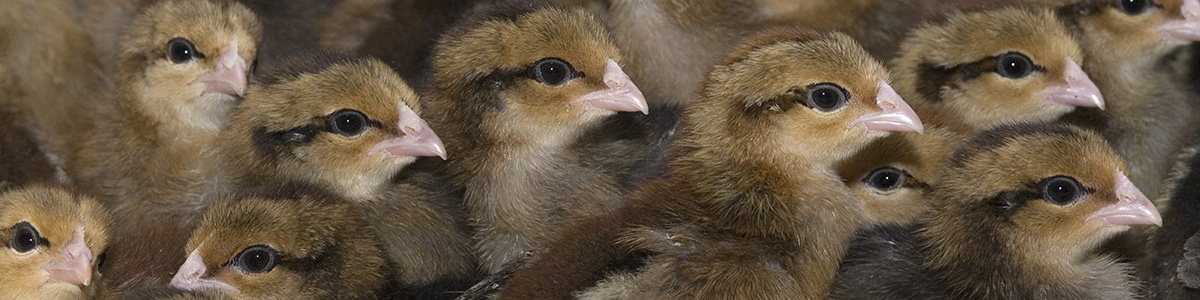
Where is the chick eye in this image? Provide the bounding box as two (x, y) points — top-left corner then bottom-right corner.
(995, 52), (1034, 79)
(1040, 176), (1083, 205)
(864, 167), (905, 192)
(805, 83), (848, 112)
(1116, 0), (1151, 15)
(533, 58), (575, 86)
(9, 222), (41, 253)
(326, 109), (369, 136)
(166, 38), (202, 64)
(234, 245), (279, 274)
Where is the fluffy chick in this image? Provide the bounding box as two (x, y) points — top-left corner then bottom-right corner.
(217, 52), (477, 292)
(169, 182), (389, 299)
(0, 185), (113, 300)
(499, 28), (923, 300)
(891, 7), (1104, 130)
(830, 123), (1160, 300)
(1045, 0), (1200, 201)
(219, 52), (444, 201)
(423, 1), (650, 273)
(70, 0), (262, 225)
(835, 108), (969, 225)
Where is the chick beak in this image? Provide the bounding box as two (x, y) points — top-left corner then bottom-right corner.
(1156, 0), (1200, 41)
(367, 104), (447, 160)
(1040, 59), (1104, 110)
(570, 59), (649, 115)
(1088, 170), (1162, 227)
(849, 81), (924, 133)
(171, 249), (240, 294)
(195, 42), (248, 97)
(41, 230), (93, 287)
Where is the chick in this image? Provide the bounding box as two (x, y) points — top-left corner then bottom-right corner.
(499, 28), (923, 300)
(1045, 0), (1200, 200)
(216, 52), (477, 292)
(70, 0), (262, 225)
(218, 52), (444, 201)
(67, 0), (262, 288)
(169, 182), (389, 300)
(835, 108), (969, 225)
(0, 185), (113, 300)
(829, 123), (1160, 300)
(891, 7), (1104, 130)
(422, 1), (650, 274)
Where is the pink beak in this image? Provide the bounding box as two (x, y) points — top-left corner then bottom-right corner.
(1040, 59), (1104, 110)
(170, 248), (241, 294)
(569, 59), (649, 115)
(849, 81), (924, 133)
(195, 41), (248, 97)
(42, 229), (93, 287)
(367, 104), (447, 159)
(1156, 0), (1200, 41)
(1087, 170), (1162, 227)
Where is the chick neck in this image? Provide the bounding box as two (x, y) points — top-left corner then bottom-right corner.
(916, 205), (1134, 299)
(667, 114), (868, 299)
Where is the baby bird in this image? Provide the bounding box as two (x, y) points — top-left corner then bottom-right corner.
(423, 1), (649, 274)
(1041, 0), (1200, 201)
(0, 185), (113, 300)
(218, 52), (444, 201)
(217, 52), (477, 293)
(891, 7), (1104, 130)
(70, 0), (262, 226)
(830, 123), (1160, 300)
(499, 28), (922, 300)
(169, 182), (389, 300)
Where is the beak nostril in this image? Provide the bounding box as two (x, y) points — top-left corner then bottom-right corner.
(879, 101), (896, 110)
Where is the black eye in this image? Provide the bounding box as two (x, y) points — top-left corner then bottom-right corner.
(533, 58), (575, 86)
(96, 252), (107, 270)
(864, 167), (905, 192)
(1040, 176), (1083, 205)
(327, 109), (369, 136)
(1116, 0), (1151, 15)
(10, 222), (40, 253)
(995, 52), (1034, 79)
(234, 245), (278, 274)
(166, 38), (201, 64)
(806, 83), (848, 111)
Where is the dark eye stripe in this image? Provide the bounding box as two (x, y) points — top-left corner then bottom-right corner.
(915, 55), (1048, 103)
(743, 83), (849, 117)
